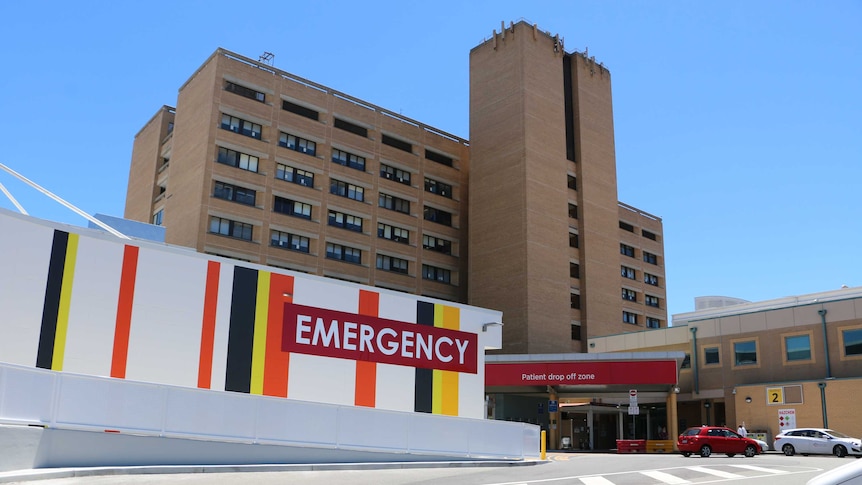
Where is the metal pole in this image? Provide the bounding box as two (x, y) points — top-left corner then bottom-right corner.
(818, 310), (831, 379)
(818, 382), (828, 428)
(690, 327), (699, 394)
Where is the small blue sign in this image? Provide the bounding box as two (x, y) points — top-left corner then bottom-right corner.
(549, 400), (559, 412)
(538, 403), (544, 414)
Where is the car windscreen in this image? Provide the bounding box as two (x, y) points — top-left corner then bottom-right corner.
(825, 430), (852, 439)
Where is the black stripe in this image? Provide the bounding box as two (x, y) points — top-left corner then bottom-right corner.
(36, 231), (69, 369)
(563, 53), (576, 162)
(414, 301), (434, 413)
(225, 266), (258, 393)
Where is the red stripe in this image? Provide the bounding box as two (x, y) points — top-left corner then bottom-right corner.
(111, 245), (139, 378)
(355, 290), (379, 407)
(263, 273), (294, 398)
(197, 261), (220, 388)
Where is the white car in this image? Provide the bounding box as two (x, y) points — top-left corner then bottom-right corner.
(752, 437), (770, 452)
(775, 428), (862, 458)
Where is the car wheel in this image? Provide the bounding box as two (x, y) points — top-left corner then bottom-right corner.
(745, 445), (757, 458)
(700, 445), (712, 458)
(782, 444), (795, 456)
(726, 453), (736, 457)
(682, 452), (691, 457)
(834, 445), (848, 458)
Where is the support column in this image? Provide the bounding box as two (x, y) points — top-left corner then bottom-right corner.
(548, 387), (559, 449)
(667, 391), (679, 450)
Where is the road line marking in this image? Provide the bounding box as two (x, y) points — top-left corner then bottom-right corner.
(687, 466), (744, 479)
(729, 464), (788, 474)
(579, 477), (616, 485)
(639, 470), (691, 484)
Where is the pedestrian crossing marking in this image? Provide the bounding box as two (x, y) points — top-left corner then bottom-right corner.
(579, 477), (616, 485)
(687, 466), (744, 479)
(639, 470), (691, 484)
(730, 464), (789, 474)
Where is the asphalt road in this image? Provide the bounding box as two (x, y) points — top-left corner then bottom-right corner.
(4, 452), (858, 485)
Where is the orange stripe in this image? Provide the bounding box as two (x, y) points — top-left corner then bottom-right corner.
(263, 273), (294, 397)
(197, 261), (220, 388)
(111, 245), (139, 378)
(355, 290), (379, 407)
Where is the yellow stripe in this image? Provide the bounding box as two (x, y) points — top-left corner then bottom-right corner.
(52, 233), (79, 371)
(432, 305), (460, 416)
(250, 271), (270, 395)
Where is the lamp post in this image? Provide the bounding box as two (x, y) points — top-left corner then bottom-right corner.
(818, 310), (831, 379)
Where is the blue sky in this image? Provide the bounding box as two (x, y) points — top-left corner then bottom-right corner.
(1, 1), (859, 319)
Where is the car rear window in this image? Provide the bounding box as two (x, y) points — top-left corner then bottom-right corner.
(682, 428), (701, 436)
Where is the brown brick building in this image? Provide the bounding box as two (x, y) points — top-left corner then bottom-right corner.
(125, 21), (667, 354)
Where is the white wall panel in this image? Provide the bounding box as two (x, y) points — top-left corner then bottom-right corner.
(255, 397), (338, 445)
(209, 263), (235, 391)
(55, 374), (164, 432)
(292, 277), (357, 312)
(0, 364), (55, 423)
(338, 406), (409, 450)
(126, 248), (207, 387)
(288, 353), (355, 406)
(373, 364), (414, 412)
(62, 237), (125, 376)
(409, 413), (470, 454)
(0, 214), (53, 367)
(163, 386), (256, 440)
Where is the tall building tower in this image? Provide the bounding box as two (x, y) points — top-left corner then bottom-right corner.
(125, 49), (470, 303)
(469, 22), (666, 353)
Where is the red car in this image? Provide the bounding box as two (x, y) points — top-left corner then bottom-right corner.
(678, 426), (762, 458)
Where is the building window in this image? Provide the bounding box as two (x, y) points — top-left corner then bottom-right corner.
(270, 230), (309, 253)
(214, 181), (256, 206)
(681, 354), (691, 369)
(570, 263), (580, 279)
(423, 235), (452, 255)
(425, 149), (453, 167)
(425, 178), (452, 198)
(424, 206), (452, 226)
(376, 254), (408, 274)
(328, 210), (362, 232)
(334, 118), (368, 138)
(220, 114), (261, 140)
(642, 229), (657, 241)
(217, 147), (259, 173)
(276, 164), (314, 187)
(785, 334), (812, 361)
(382, 134), (412, 153)
(273, 196), (311, 220)
(282, 100), (318, 120)
(646, 317), (660, 329)
(568, 203), (578, 219)
(567, 175), (577, 190)
(704, 346), (720, 365)
(330, 179), (364, 202)
(569, 233), (579, 248)
(620, 243), (635, 258)
(644, 273), (659, 286)
(225, 81), (265, 103)
(645, 295), (660, 308)
(622, 288), (636, 302)
(332, 149), (366, 171)
(619, 221), (634, 232)
(734, 340), (758, 366)
(621, 265), (635, 279)
(571, 324), (581, 341)
(326, 243), (361, 264)
(379, 193), (410, 214)
(843, 328), (862, 357)
(422, 264), (451, 284)
(570, 293), (581, 309)
(279, 132), (316, 156)
(623, 311), (638, 325)
(380, 164), (411, 185)
(643, 251), (658, 265)
(209, 216), (252, 241)
(378, 223), (409, 243)
(152, 209), (164, 226)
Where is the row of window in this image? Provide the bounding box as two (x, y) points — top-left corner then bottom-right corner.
(210, 210), (453, 255)
(621, 288), (661, 307)
(680, 328), (862, 370)
(619, 221), (659, 242)
(222, 81), (456, 168)
(622, 310), (661, 328)
(621, 265), (660, 286)
(217, 142), (455, 202)
(620, 243), (659, 265)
